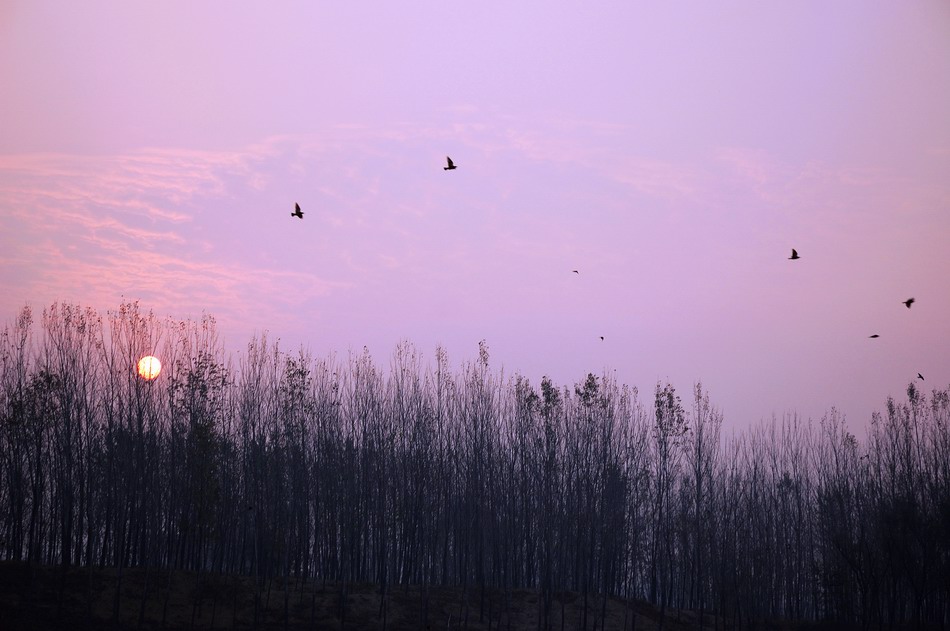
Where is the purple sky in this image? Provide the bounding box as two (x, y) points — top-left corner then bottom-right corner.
(2, 2), (949, 432)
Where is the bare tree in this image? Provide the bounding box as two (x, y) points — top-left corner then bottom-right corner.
(2, 301), (948, 629)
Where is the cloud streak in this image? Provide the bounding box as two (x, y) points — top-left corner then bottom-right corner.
(2, 116), (948, 430)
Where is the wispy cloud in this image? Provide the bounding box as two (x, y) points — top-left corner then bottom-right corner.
(0, 141), (348, 338)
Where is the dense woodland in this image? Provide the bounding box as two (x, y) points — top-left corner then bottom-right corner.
(0, 302), (947, 630)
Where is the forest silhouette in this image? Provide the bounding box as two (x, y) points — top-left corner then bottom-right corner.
(1, 302), (947, 630)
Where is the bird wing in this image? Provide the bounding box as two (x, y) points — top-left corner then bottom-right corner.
(791, 249), (798, 257)
(446, 156), (454, 168)
(295, 203), (301, 212)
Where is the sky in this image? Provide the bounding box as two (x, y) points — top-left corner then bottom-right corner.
(2, 2), (949, 432)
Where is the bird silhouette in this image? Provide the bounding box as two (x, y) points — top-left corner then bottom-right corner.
(788, 249), (800, 260)
(443, 156), (457, 171)
(599, 336), (604, 341)
(918, 373), (924, 381)
(903, 298), (915, 309)
(572, 270), (579, 274)
(291, 203), (304, 219)
(869, 334), (880, 339)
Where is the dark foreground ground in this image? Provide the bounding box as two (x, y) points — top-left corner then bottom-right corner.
(0, 560), (889, 631)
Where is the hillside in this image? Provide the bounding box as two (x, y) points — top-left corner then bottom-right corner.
(0, 560), (819, 631)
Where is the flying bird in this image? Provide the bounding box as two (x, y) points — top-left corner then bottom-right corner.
(788, 249), (800, 260)
(869, 334), (880, 339)
(903, 298), (915, 309)
(599, 336), (604, 341)
(918, 373), (924, 381)
(443, 156), (457, 171)
(291, 203), (304, 219)
(572, 270), (579, 274)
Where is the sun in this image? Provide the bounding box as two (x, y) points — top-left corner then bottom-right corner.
(137, 355), (162, 380)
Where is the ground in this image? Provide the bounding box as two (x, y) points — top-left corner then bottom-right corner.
(0, 560), (867, 630)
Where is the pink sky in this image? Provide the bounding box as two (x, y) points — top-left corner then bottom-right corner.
(2, 2), (949, 431)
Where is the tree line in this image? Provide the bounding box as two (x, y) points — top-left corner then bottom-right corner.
(1, 302), (947, 629)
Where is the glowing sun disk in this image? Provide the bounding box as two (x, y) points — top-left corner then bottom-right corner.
(137, 355), (162, 380)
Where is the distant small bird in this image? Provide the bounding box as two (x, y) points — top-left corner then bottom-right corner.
(918, 373), (924, 381)
(599, 336), (604, 341)
(869, 334), (880, 339)
(572, 270), (579, 274)
(903, 298), (915, 309)
(443, 156), (457, 171)
(291, 203), (304, 219)
(788, 249), (800, 260)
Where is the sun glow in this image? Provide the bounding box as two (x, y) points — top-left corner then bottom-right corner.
(137, 355), (162, 380)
